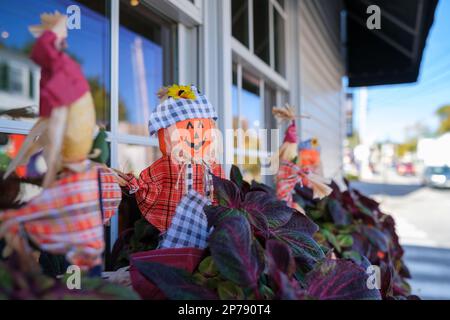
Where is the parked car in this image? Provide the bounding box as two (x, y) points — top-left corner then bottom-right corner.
(423, 166), (450, 188)
(397, 162), (416, 176)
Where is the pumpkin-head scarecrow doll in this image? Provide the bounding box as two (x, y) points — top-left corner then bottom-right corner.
(273, 105), (332, 213)
(298, 137), (324, 176)
(0, 12), (122, 272)
(118, 85), (224, 233)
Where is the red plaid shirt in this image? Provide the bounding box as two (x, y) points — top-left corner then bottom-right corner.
(0, 163), (121, 269)
(125, 156), (224, 232)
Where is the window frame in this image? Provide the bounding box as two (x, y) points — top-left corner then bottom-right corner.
(231, 0), (287, 85)
(232, 61), (287, 185)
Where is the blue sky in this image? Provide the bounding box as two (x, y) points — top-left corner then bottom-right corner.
(354, 0), (450, 143)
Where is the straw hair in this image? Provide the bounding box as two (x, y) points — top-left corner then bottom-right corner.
(29, 11), (66, 38)
(272, 104), (311, 122)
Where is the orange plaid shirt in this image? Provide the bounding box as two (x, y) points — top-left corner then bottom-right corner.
(125, 156), (224, 232)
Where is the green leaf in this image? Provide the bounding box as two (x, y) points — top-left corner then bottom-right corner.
(198, 256), (219, 278)
(217, 281), (245, 300)
(307, 209), (324, 220)
(337, 234), (354, 248)
(91, 128), (109, 164)
(259, 283), (275, 300)
(0, 264), (14, 292)
(321, 229), (341, 253)
(342, 250), (363, 264)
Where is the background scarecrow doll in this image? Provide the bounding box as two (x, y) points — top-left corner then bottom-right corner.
(117, 85), (224, 233)
(298, 137), (324, 176)
(273, 105), (332, 213)
(0, 12), (122, 273)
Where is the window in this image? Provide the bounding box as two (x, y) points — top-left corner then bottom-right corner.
(231, 0), (286, 76)
(118, 144), (161, 178)
(273, 8), (286, 75)
(118, 1), (176, 137)
(254, 0), (270, 65)
(232, 63), (267, 183)
(0, 132), (43, 200)
(0, 0), (111, 124)
(232, 0), (249, 48)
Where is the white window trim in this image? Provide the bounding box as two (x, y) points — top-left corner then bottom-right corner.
(109, 0), (120, 248)
(232, 38), (288, 91)
(231, 0), (288, 91)
(272, 0), (287, 20)
(143, 0), (202, 27)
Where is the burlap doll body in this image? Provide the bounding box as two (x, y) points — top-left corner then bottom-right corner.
(273, 106), (332, 213)
(120, 85), (224, 232)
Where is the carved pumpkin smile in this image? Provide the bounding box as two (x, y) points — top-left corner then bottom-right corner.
(185, 138), (207, 151)
(158, 118), (217, 162)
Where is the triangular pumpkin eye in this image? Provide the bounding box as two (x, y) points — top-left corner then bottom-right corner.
(186, 122), (194, 129)
(197, 121), (204, 129)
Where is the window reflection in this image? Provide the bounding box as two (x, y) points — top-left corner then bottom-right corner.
(232, 68), (263, 182)
(118, 2), (175, 136)
(274, 9), (286, 76)
(232, 0), (249, 48)
(118, 144), (161, 177)
(253, 0), (270, 65)
(0, 132), (43, 203)
(0, 0), (111, 126)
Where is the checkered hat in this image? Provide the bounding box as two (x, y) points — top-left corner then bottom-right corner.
(148, 86), (218, 136)
(159, 189), (210, 249)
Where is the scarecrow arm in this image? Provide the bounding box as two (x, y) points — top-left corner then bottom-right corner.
(116, 168), (161, 218)
(30, 30), (61, 69)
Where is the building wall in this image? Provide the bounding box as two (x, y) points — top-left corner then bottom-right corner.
(298, 0), (345, 179)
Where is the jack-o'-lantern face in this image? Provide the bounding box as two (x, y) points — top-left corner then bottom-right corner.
(158, 118), (217, 162)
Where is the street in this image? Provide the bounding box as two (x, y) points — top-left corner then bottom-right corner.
(352, 171), (450, 300)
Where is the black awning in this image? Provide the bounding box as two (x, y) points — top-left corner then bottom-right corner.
(345, 0), (438, 87)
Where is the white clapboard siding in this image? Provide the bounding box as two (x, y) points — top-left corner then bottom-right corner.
(299, 0), (345, 180)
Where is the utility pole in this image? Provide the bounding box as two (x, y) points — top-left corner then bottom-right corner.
(358, 87), (373, 181)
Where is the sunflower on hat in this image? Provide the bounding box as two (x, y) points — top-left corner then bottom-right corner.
(158, 84), (196, 101)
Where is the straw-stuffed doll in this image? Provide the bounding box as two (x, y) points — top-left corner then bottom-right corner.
(273, 105), (332, 213)
(3, 12), (96, 188)
(117, 85), (224, 233)
(0, 12), (122, 271)
(299, 138), (324, 176)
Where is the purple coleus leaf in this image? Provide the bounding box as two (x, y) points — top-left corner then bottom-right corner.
(380, 214), (404, 260)
(266, 239), (296, 277)
(352, 189), (380, 212)
(242, 191), (293, 230)
(327, 199), (352, 226)
(230, 165), (251, 195)
(204, 205), (243, 229)
(271, 228), (325, 269)
(329, 180), (343, 200)
(305, 259), (382, 300)
(133, 260), (218, 300)
(359, 225), (390, 253)
(250, 180), (277, 194)
(266, 240), (305, 300)
(208, 216), (265, 289)
(282, 211), (319, 236)
(295, 185), (315, 201)
(379, 261), (394, 299)
(212, 174), (242, 208)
